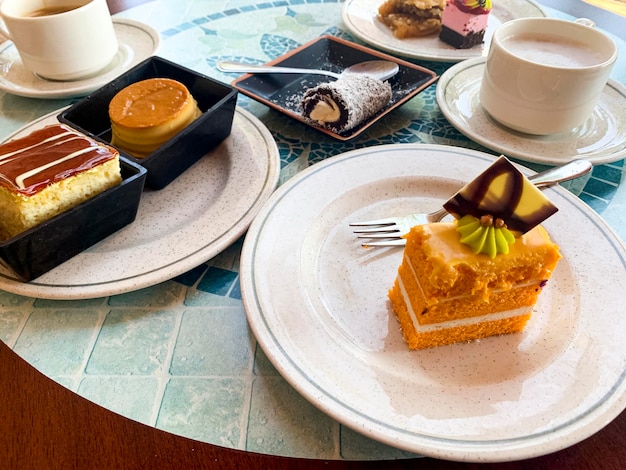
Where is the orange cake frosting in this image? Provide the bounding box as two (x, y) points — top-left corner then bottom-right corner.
(109, 78), (202, 158)
(388, 156), (561, 349)
(0, 124), (122, 241)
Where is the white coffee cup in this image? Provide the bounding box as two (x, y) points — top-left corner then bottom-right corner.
(479, 18), (617, 135)
(0, 0), (119, 81)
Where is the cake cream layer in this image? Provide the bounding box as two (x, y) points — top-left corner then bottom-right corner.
(0, 124), (120, 196)
(395, 275), (533, 332)
(389, 277), (532, 349)
(109, 78), (202, 157)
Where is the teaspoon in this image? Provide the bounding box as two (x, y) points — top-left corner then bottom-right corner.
(216, 60), (400, 81)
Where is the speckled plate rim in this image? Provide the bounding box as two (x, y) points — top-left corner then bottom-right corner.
(436, 57), (626, 165)
(341, 0), (547, 63)
(0, 18), (160, 99)
(240, 143), (626, 462)
(0, 107), (280, 300)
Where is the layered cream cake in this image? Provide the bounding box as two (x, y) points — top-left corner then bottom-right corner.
(388, 157), (561, 349)
(109, 78), (202, 158)
(378, 0), (446, 38)
(439, 0), (492, 49)
(0, 124), (122, 241)
(301, 74), (392, 133)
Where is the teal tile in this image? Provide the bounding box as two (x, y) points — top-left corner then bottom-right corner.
(247, 375), (336, 458)
(339, 425), (421, 460)
(0, 310), (28, 344)
(184, 287), (243, 307)
(34, 297), (108, 308)
(86, 309), (178, 375)
(253, 343), (280, 376)
(108, 282), (185, 307)
(13, 309), (103, 376)
(79, 376), (160, 425)
(171, 306), (253, 376)
(157, 377), (247, 447)
(0, 290), (33, 307)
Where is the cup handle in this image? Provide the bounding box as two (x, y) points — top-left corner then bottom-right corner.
(575, 18), (596, 28)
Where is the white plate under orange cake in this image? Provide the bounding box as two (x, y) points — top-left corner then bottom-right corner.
(240, 144), (626, 462)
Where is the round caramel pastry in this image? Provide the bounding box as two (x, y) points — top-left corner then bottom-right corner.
(109, 78), (202, 158)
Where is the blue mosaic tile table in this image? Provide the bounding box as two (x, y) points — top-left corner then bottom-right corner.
(0, 0), (624, 461)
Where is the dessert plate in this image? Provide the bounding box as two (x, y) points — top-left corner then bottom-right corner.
(240, 144), (626, 462)
(229, 35), (438, 141)
(341, 0), (546, 62)
(0, 19), (160, 99)
(436, 58), (626, 165)
(0, 107), (280, 299)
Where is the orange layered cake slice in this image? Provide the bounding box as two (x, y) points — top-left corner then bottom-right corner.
(388, 156), (561, 349)
(0, 124), (122, 241)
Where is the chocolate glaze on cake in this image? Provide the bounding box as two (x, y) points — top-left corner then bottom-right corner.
(0, 124), (119, 196)
(301, 74), (392, 134)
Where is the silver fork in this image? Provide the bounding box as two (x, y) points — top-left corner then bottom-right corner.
(350, 159), (592, 247)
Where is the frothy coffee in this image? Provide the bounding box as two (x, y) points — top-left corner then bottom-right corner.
(502, 33), (605, 68)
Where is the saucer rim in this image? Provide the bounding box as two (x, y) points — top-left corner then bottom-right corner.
(0, 18), (160, 99)
(436, 57), (626, 165)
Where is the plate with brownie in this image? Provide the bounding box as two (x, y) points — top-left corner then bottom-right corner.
(228, 35), (438, 141)
(342, 0), (547, 62)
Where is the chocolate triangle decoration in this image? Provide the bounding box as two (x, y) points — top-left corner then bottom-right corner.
(443, 156), (558, 234)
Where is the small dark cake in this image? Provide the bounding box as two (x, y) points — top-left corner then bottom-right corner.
(301, 74), (392, 134)
(439, 0), (491, 49)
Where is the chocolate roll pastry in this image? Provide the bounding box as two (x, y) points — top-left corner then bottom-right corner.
(301, 74), (392, 134)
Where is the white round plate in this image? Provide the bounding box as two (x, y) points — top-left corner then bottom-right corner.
(437, 58), (626, 165)
(0, 107), (280, 299)
(0, 19), (160, 99)
(341, 0), (546, 62)
(240, 144), (626, 462)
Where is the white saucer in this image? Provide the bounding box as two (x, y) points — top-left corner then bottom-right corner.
(0, 18), (160, 99)
(341, 0), (546, 63)
(436, 57), (626, 165)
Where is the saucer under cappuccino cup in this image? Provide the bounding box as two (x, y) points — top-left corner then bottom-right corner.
(0, 0), (119, 81)
(479, 18), (617, 135)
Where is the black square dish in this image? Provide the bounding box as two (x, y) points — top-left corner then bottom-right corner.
(230, 35), (438, 141)
(59, 56), (238, 189)
(0, 158), (147, 282)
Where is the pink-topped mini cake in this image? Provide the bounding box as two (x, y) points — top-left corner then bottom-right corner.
(439, 0), (491, 49)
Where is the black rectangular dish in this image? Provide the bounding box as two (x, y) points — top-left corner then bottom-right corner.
(59, 56), (238, 189)
(230, 35), (438, 141)
(0, 158), (147, 282)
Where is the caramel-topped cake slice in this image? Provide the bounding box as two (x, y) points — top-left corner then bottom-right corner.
(109, 78), (202, 157)
(0, 124), (122, 241)
(388, 156), (561, 349)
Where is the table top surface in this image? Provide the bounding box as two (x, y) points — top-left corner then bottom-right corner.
(1, 0), (626, 468)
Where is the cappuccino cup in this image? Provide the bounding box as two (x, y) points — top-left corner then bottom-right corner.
(0, 0), (119, 81)
(479, 18), (617, 135)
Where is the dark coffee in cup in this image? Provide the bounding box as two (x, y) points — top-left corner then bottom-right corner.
(25, 6), (80, 18)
